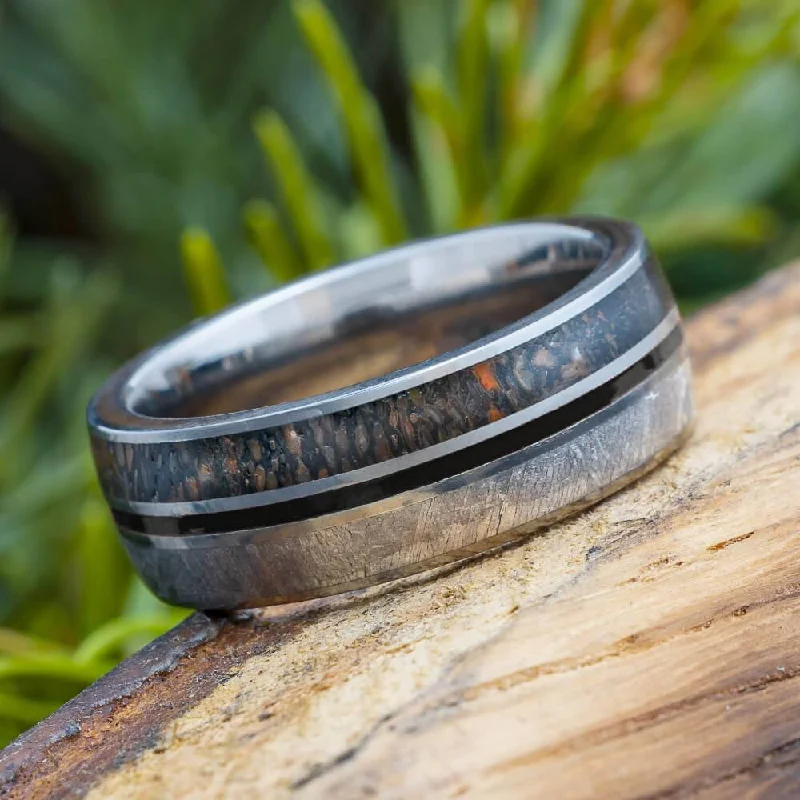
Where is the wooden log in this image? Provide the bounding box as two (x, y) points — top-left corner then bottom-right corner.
(3, 264), (800, 799)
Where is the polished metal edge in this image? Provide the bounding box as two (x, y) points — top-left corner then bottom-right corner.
(90, 219), (645, 443)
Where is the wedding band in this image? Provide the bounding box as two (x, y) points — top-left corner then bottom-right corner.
(88, 218), (693, 609)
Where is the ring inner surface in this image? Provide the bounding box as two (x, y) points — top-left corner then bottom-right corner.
(130, 228), (608, 419)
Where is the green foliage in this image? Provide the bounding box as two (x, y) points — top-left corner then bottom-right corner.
(243, 200), (304, 283)
(0, 0), (311, 334)
(180, 228), (231, 316)
(0, 0), (799, 745)
(294, 0), (408, 245)
(179, 0), (800, 307)
(253, 110), (334, 271)
(0, 219), (187, 745)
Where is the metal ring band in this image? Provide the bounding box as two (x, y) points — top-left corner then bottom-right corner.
(88, 218), (693, 609)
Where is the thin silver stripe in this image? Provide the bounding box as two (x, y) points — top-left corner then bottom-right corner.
(119, 350), (690, 550)
(110, 307), (680, 518)
(93, 222), (646, 443)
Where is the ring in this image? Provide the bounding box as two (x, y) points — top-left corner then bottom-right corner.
(88, 218), (693, 610)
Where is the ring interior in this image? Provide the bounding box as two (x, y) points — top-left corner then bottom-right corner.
(129, 224), (610, 419)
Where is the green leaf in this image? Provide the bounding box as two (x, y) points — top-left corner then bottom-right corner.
(489, 0), (531, 161)
(337, 201), (384, 261)
(455, 0), (492, 216)
(0, 627), (67, 656)
(0, 270), (115, 476)
(0, 653), (112, 683)
(253, 110), (334, 271)
(0, 315), (43, 355)
(644, 65), (800, 214)
(293, 0), (407, 245)
(411, 68), (465, 223)
(244, 199), (304, 282)
(641, 207), (777, 251)
(74, 613), (183, 663)
(180, 228), (231, 316)
(76, 499), (129, 638)
(498, 0), (597, 216)
(395, 0), (453, 77)
(409, 107), (459, 233)
(0, 692), (60, 725)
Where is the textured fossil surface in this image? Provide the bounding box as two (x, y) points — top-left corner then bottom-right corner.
(92, 260), (672, 505)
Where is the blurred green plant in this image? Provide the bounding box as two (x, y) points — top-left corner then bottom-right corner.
(0, 0), (800, 747)
(0, 0), (320, 341)
(179, 0), (800, 311)
(0, 216), (186, 745)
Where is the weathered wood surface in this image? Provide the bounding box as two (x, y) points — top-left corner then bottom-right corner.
(3, 264), (800, 799)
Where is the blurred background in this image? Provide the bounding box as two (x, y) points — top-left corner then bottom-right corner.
(0, 0), (799, 745)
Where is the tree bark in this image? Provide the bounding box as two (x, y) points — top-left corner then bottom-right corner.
(4, 264), (800, 799)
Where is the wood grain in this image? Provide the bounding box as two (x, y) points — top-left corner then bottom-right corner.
(3, 264), (800, 799)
